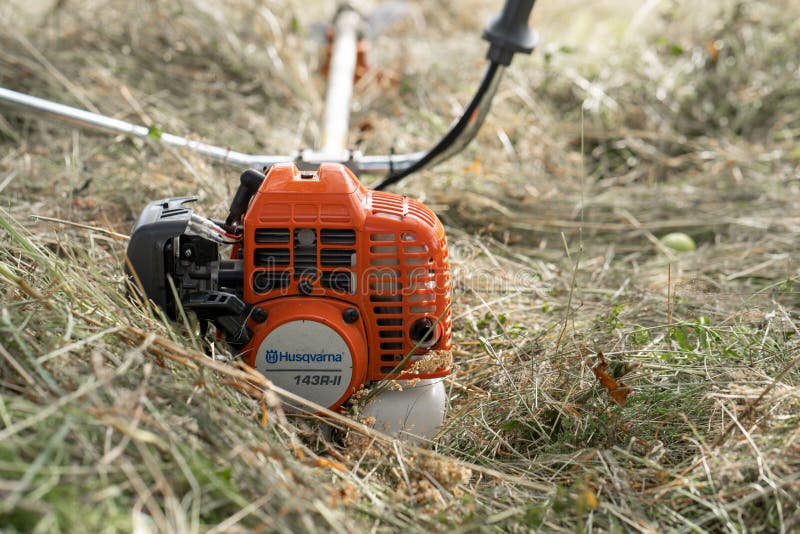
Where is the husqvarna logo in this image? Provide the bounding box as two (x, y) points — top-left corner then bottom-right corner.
(263, 349), (343, 365)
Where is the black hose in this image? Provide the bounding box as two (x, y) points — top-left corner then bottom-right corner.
(373, 61), (501, 191)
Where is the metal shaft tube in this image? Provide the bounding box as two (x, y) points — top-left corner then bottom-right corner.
(320, 7), (360, 154)
(0, 87), (290, 168)
(0, 86), (424, 174)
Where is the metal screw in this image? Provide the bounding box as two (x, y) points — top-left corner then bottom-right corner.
(342, 307), (359, 323)
(251, 307), (268, 323)
(298, 279), (314, 295)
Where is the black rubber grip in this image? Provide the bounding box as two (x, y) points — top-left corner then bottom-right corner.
(225, 168), (265, 226)
(483, 0), (538, 65)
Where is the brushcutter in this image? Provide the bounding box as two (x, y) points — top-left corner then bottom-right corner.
(0, 0), (538, 440)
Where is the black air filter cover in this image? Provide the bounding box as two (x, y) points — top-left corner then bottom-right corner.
(126, 197), (206, 315)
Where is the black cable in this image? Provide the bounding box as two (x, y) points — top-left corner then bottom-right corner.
(373, 61), (501, 191)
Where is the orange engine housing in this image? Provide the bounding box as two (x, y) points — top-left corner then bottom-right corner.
(238, 162), (452, 410)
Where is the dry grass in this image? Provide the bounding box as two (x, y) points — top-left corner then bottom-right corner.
(1, 0), (799, 531)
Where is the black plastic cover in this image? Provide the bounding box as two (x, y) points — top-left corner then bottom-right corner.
(183, 291), (252, 347)
(125, 197), (196, 315)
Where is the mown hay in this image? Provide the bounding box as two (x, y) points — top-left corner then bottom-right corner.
(2, 0), (799, 531)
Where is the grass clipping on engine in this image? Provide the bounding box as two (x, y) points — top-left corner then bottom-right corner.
(2, 0), (800, 531)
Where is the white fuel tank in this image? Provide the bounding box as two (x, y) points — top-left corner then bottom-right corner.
(361, 378), (447, 441)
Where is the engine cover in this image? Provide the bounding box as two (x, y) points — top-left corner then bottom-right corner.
(238, 162), (452, 410)
(126, 162), (452, 418)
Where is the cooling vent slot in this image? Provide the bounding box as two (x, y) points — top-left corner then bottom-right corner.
(379, 330), (404, 338)
(370, 294), (402, 303)
(254, 248), (290, 266)
(320, 272), (353, 294)
(408, 201), (436, 227)
(371, 191), (406, 219)
(320, 249), (355, 267)
(293, 228), (317, 279)
(255, 228), (290, 243)
(374, 306), (402, 314)
(320, 229), (355, 244)
(160, 207), (189, 219)
(253, 271), (290, 293)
